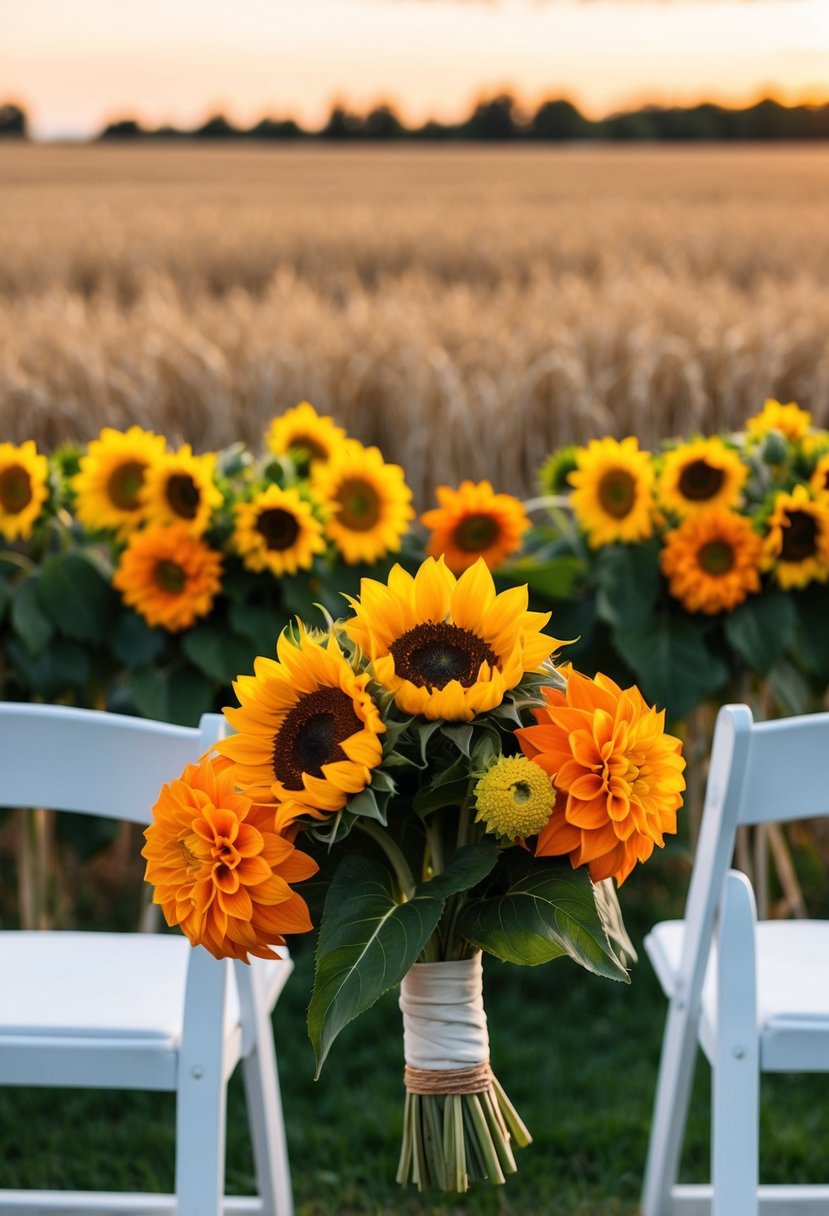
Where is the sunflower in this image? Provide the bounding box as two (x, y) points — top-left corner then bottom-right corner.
(568, 437), (655, 548)
(233, 484), (327, 577)
(265, 401), (347, 469)
(660, 508), (762, 615)
(760, 484), (829, 590)
(657, 437), (748, 519)
(745, 398), (812, 443)
(516, 670), (685, 886)
(141, 444), (223, 536)
(72, 426), (166, 537)
(421, 480), (530, 574)
(113, 523), (223, 631)
(217, 628), (385, 817)
(312, 440), (414, 565)
(0, 441), (49, 542)
(142, 755), (318, 962)
(809, 452), (829, 500)
(344, 556), (562, 722)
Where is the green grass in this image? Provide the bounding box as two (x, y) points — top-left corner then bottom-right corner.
(0, 851), (826, 1214)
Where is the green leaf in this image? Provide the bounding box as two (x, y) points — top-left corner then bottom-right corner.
(440, 723), (474, 757)
(38, 552), (115, 643)
(503, 555), (586, 602)
(11, 576), (54, 655)
(615, 614), (728, 721)
(7, 638), (91, 701)
(0, 577), (11, 624)
(724, 592), (795, 677)
(412, 777), (470, 817)
(458, 853), (630, 981)
(594, 541), (661, 631)
(111, 611), (167, 669)
(129, 664), (214, 726)
(768, 658), (812, 716)
(308, 854), (447, 1075)
(592, 878), (638, 970)
(227, 599), (282, 657)
(182, 619), (258, 685)
(791, 585), (829, 682)
(416, 842), (500, 901)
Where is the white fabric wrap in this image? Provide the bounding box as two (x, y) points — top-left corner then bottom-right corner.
(399, 953), (490, 1071)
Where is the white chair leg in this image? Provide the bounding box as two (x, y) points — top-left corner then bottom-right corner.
(235, 963), (294, 1216)
(711, 872), (759, 1216)
(176, 951), (230, 1216)
(641, 1000), (699, 1216)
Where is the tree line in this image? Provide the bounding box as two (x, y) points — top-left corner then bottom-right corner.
(3, 95), (829, 142)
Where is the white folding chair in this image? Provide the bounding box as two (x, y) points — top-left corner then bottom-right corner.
(0, 702), (294, 1216)
(641, 703), (829, 1216)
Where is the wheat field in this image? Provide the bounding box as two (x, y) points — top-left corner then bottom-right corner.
(2, 143), (829, 503)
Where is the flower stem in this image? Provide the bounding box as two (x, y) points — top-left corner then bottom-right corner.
(355, 819), (415, 901)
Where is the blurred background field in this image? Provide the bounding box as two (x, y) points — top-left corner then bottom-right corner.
(3, 142), (829, 505)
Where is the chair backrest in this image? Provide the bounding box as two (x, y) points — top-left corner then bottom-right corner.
(0, 702), (225, 824)
(674, 703), (829, 1015)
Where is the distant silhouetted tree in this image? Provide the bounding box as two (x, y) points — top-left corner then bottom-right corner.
(0, 103), (27, 139)
(320, 105), (363, 140)
(248, 117), (303, 140)
(99, 118), (144, 140)
(461, 94), (520, 140)
(363, 104), (404, 140)
(530, 98), (592, 141)
(195, 114), (238, 139)
(601, 110), (658, 141)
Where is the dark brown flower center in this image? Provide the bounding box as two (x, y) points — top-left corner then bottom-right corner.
(677, 459), (725, 502)
(336, 478), (381, 531)
(390, 622), (497, 690)
(780, 509), (818, 563)
(166, 473), (200, 521)
(454, 512), (500, 553)
(106, 460), (146, 511)
(597, 469), (636, 519)
(274, 687), (362, 789)
(289, 433), (328, 462)
(155, 559), (187, 594)
(257, 507), (301, 551)
(698, 539), (735, 576)
(0, 464), (33, 514)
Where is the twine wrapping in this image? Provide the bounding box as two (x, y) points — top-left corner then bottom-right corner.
(399, 952), (492, 1095)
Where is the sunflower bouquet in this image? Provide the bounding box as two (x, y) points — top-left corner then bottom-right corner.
(143, 554), (686, 1193)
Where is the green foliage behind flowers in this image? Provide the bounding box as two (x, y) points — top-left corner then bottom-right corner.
(498, 398), (829, 723)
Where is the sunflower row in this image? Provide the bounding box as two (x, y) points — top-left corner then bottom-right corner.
(536, 398), (829, 613)
(0, 403), (415, 634)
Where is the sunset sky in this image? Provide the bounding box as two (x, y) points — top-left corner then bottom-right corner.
(4, 0), (829, 140)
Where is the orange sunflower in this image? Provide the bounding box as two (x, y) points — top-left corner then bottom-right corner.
(113, 523), (223, 631)
(517, 670), (685, 886)
(142, 755), (317, 962)
(568, 437), (655, 548)
(344, 556), (562, 721)
(660, 508), (762, 614)
(0, 441), (49, 542)
(421, 480), (530, 574)
(217, 627), (385, 819)
(657, 437), (748, 519)
(760, 484), (829, 590)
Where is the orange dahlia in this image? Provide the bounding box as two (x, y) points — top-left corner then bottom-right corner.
(142, 756), (317, 961)
(517, 670), (685, 886)
(113, 523), (223, 631)
(421, 480), (530, 574)
(660, 508), (762, 614)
